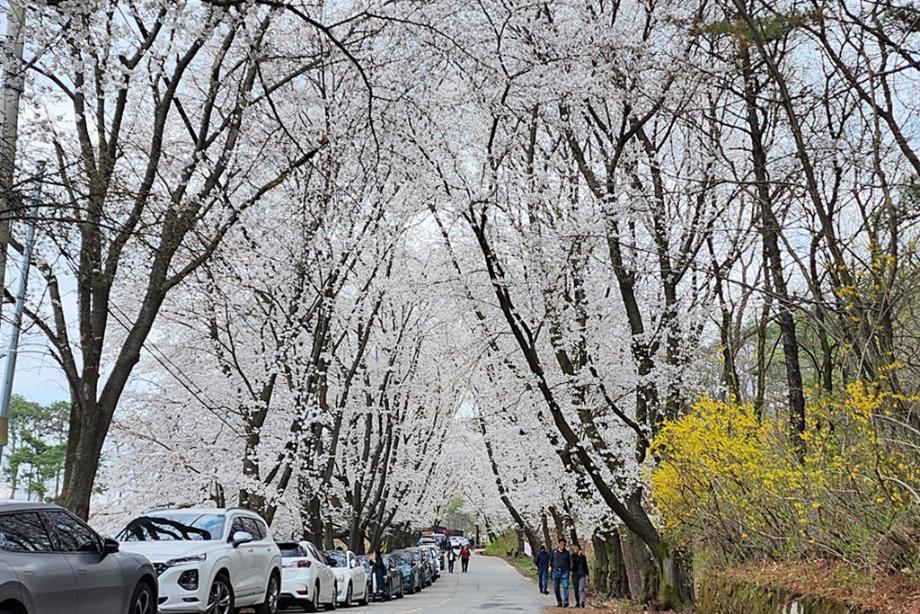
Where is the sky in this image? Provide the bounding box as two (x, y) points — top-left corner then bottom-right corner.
(1, 252), (71, 406)
(1, 321), (70, 405)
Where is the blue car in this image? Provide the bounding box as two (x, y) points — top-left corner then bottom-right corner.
(391, 551), (422, 594)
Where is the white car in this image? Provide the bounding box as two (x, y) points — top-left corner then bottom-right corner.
(277, 540), (337, 612)
(118, 507), (282, 614)
(323, 549), (368, 607)
(449, 536), (462, 549)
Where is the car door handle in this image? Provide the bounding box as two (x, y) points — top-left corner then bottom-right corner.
(23, 571), (35, 577)
(77, 569), (88, 576)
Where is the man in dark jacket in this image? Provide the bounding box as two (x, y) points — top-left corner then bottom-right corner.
(571, 545), (589, 608)
(549, 539), (571, 607)
(535, 545), (551, 594)
(372, 549), (387, 597)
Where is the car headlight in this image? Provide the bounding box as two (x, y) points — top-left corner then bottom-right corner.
(166, 553), (207, 567)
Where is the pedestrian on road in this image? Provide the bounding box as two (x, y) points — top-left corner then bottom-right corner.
(571, 545), (589, 608)
(460, 544), (471, 573)
(535, 545), (550, 595)
(447, 545), (456, 573)
(372, 549), (387, 597)
(550, 538), (571, 607)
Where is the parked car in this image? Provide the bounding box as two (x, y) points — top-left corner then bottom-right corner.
(323, 549), (368, 607)
(421, 533), (449, 551)
(118, 507), (281, 614)
(417, 534), (443, 548)
(390, 551), (422, 594)
(448, 535), (463, 550)
(277, 541), (337, 612)
(378, 554), (405, 601)
(421, 547), (439, 581)
(426, 544), (445, 574)
(405, 548), (432, 587)
(0, 501), (158, 614)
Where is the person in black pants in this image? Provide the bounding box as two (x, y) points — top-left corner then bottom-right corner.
(372, 549), (387, 598)
(535, 545), (550, 594)
(571, 545), (589, 608)
(550, 539), (571, 607)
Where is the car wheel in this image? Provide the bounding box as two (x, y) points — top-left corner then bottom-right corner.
(129, 581), (155, 614)
(206, 575), (234, 614)
(305, 581), (320, 613)
(344, 582), (352, 607)
(325, 583), (337, 611)
(254, 573), (280, 614)
(358, 582), (368, 606)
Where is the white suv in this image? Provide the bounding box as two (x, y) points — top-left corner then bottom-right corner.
(118, 508), (281, 614)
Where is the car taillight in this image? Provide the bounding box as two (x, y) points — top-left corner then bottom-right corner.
(283, 560), (312, 568)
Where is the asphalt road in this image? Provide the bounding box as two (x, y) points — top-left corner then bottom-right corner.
(339, 553), (549, 613)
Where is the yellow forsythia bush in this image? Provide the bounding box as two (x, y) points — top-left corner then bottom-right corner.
(650, 384), (919, 571)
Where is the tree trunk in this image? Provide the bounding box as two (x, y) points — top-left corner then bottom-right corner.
(542, 513), (552, 550)
(619, 527), (655, 605)
(740, 41), (807, 454)
(593, 531), (609, 592)
(58, 407), (108, 519)
(605, 532), (629, 598)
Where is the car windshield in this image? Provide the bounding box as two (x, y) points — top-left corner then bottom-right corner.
(325, 550), (348, 568)
(118, 513), (225, 542)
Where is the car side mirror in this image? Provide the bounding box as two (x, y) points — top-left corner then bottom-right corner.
(231, 531), (254, 547)
(350, 559), (357, 568)
(102, 538), (120, 555)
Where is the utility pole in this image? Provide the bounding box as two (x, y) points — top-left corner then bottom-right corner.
(0, 1), (28, 319)
(0, 162), (41, 458)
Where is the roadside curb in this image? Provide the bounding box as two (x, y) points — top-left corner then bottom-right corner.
(496, 556), (535, 582)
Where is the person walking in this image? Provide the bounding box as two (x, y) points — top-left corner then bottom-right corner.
(372, 549), (387, 598)
(571, 545), (589, 608)
(550, 538), (571, 607)
(460, 544), (471, 572)
(535, 545), (550, 595)
(447, 545), (457, 573)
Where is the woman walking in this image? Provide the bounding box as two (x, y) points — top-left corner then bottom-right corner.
(460, 544), (471, 572)
(447, 545), (457, 573)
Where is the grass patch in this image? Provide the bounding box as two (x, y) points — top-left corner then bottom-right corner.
(483, 530), (518, 557)
(513, 555), (537, 578)
(484, 530), (538, 580)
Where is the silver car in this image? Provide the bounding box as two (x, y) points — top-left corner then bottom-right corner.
(0, 501), (157, 614)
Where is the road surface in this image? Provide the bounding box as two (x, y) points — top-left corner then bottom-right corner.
(339, 553), (549, 613)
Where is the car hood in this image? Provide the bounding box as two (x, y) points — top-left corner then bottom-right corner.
(118, 540), (226, 562)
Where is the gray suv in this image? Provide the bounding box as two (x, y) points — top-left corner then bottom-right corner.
(0, 501), (157, 614)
